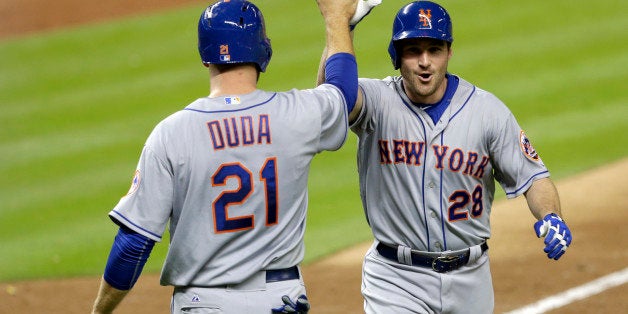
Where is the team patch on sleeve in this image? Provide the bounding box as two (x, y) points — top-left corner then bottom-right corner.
(519, 130), (541, 161)
(126, 170), (141, 196)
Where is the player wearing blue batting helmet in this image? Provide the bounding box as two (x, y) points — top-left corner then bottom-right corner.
(198, 0), (272, 72)
(388, 1), (453, 69)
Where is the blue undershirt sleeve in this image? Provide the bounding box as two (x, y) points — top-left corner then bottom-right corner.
(325, 52), (358, 113)
(103, 225), (155, 290)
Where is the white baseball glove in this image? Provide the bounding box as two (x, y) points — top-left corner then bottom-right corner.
(350, 0), (382, 27)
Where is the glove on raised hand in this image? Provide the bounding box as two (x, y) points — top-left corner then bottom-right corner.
(350, 0), (382, 29)
(272, 294), (310, 314)
(534, 213), (572, 260)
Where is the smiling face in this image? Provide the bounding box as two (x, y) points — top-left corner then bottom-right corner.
(397, 37), (452, 104)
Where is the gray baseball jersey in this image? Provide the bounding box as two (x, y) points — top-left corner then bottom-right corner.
(110, 86), (348, 287)
(353, 75), (549, 251)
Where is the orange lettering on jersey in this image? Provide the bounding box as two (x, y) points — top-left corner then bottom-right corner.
(448, 148), (465, 172)
(257, 114), (271, 144)
(405, 141), (424, 166)
(207, 114), (272, 150)
(208, 120), (225, 150)
(393, 140), (406, 164)
(432, 144), (449, 169)
(241, 116), (255, 145)
(378, 140), (392, 164)
(419, 9), (432, 27)
(380, 139), (426, 165)
(463, 152), (479, 175)
(379, 140), (491, 180)
(473, 156), (490, 179)
(224, 117), (240, 147)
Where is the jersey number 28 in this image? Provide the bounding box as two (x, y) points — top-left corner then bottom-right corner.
(448, 184), (484, 221)
(211, 157), (278, 233)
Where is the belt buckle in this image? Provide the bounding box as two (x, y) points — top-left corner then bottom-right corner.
(431, 255), (460, 273)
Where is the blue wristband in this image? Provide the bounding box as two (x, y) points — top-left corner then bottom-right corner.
(325, 52), (358, 113)
(103, 226), (155, 290)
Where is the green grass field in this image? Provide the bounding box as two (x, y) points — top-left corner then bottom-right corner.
(1, 0), (626, 282)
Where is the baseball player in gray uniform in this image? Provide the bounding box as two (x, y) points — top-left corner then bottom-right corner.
(321, 1), (573, 313)
(91, 0), (361, 313)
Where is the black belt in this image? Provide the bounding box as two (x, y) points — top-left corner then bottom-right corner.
(266, 266), (300, 282)
(376, 242), (488, 273)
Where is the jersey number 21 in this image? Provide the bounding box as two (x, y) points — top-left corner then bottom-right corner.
(211, 158), (278, 233)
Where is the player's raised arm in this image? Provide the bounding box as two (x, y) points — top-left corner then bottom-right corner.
(316, 0), (381, 123)
(315, 0), (361, 119)
(316, 0), (356, 55)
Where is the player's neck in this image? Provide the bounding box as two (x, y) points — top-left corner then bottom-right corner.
(208, 64), (258, 97)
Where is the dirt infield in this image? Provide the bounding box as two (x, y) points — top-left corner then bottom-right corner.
(1, 2), (626, 313)
(2, 159), (626, 313)
(0, 0), (199, 39)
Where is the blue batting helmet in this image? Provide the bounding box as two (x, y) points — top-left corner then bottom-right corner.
(388, 1), (453, 69)
(198, 0), (272, 72)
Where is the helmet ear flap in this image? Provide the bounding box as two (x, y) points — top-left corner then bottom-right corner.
(388, 40), (401, 70)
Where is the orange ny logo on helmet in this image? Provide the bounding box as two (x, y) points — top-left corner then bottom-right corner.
(419, 9), (432, 28)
